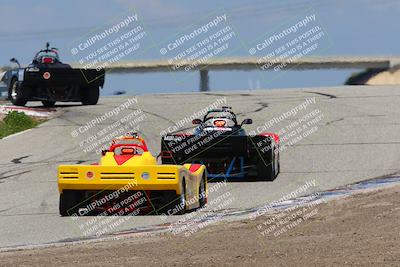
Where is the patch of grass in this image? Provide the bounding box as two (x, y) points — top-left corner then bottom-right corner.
(0, 111), (40, 138)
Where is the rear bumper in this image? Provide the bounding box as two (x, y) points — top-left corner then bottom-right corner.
(26, 85), (86, 102)
(58, 165), (183, 194)
(205, 156), (248, 179)
(23, 68), (105, 87)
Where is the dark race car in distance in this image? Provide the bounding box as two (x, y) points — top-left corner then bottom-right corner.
(3, 43), (105, 107)
(161, 107), (280, 181)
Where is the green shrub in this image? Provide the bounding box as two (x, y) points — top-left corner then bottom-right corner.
(0, 111), (39, 138)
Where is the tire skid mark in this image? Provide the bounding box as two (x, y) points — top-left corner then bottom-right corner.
(305, 91), (337, 99)
(11, 155), (30, 164)
(0, 170), (32, 181)
(325, 117), (344, 126)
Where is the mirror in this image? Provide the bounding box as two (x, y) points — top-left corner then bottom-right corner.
(241, 118), (253, 125)
(192, 118), (202, 125)
(10, 58), (20, 68)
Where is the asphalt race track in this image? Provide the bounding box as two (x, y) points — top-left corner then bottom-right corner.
(0, 85), (399, 248)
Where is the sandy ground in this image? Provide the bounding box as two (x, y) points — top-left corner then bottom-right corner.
(367, 68), (400, 85)
(1, 185), (399, 267)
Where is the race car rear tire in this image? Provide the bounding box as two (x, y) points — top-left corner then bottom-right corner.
(164, 180), (186, 215)
(59, 190), (82, 216)
(198, 174), (207, 208)
(257, 152), (275, 181)
(276, 151), (280, 176)
(42, 100), (56, 107)
(9, 79), (28, 106)
(81, 86), (99, 105)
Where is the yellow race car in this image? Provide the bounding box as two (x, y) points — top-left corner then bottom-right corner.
(58, 134), (207, 216)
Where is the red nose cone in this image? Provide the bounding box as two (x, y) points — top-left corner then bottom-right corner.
(214, 120), (226, 127)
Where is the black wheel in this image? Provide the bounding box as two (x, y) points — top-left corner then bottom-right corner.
(198, 174), (207, 208)
(9, 79), (28, 106)
(164, 179), (186, 215)
(276, 150), (280, 176)
(81, 86), (99, 105)
(59, 190), (82, 216)
(42, 100), (56, 107)
(257, 149), (276, 181)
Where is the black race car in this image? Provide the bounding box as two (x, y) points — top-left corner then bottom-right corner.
(161, 107), (280, 181)
(3, 43), (105, 107)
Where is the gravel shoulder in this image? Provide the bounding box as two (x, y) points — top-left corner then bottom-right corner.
(1, 184), (399, 267)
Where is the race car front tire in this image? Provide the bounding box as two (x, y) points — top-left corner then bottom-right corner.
(59, 190), (82, 216)
(198, 174), (207, 208)
(276, 151), (280, 176)
(81, 86), (99, 105)
(9, 79), (29, 106)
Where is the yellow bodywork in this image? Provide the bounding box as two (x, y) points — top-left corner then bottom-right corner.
(58, 151), (207, 210)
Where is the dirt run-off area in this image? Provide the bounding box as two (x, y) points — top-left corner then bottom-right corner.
(1, 185), (399, 267)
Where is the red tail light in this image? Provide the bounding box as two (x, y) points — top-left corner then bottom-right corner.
(121, 147), (135, 154)
(42, 57), (54, 64)
(214, 120), (226, 127)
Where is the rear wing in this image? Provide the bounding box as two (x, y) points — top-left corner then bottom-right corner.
(161, 133), (274, 165)
(58, 164), (183, 193)
(24, 68), (105, 87)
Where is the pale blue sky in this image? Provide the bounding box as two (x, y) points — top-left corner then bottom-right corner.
(1, 0), (399, 93)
